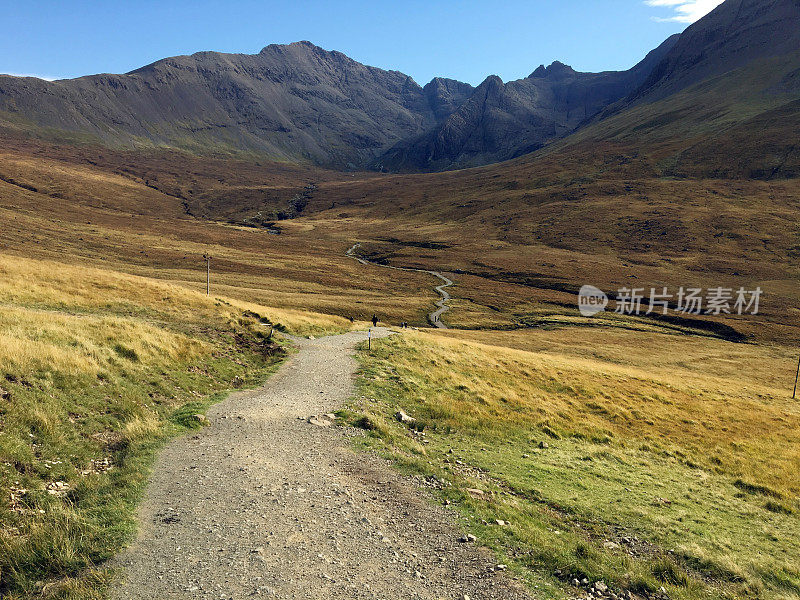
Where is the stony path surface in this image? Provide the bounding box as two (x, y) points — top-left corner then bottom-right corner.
(428, 272), (454, 328)
(346, 243), (454, 328)
(112, 329), (534, 600)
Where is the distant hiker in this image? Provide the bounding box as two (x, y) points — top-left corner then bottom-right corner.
(348, 316), (354, 323)
(371, 314), (378, 327)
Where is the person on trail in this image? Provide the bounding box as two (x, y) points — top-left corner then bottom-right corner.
(371, 314), (378, 327)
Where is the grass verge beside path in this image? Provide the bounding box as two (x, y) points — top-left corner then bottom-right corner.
(346, 330), (800, 600)
(0, 253), (353, 599)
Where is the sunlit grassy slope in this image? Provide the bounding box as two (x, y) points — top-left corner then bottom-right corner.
(0, 252), (351, 599)
(349, 328), (800, 600)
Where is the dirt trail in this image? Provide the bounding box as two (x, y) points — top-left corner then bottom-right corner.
(347, 243), (453, 328)
(112, 329), (533, 600)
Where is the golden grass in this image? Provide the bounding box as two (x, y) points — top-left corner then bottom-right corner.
(0, 250), (359, 597)
(0, 253), (355, 339)
(0, 306), (203, 377)
(3, 113), (800, 598)
(411, 328), (800, 496)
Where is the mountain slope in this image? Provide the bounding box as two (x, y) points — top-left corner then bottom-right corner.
(0, 42), (471, 168)
(552, 0), (800, 181)
(0, 0), (797, 175)
(630, 0), (800, 103)
(0, 35), (677, 172)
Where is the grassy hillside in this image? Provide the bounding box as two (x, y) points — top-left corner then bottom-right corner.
(0, 252), (352, 598)
(348, 328), (800, 600)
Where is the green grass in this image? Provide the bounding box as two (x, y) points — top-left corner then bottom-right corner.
(347, 332), (800, 600)
(0, 327), (285, 599)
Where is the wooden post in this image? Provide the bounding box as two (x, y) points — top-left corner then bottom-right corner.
(204, 253), (211, 296)
(368, 328), (372, 351)
(794, 355), (800, 399)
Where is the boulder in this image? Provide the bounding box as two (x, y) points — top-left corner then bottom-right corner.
(394, 410), (416, 426)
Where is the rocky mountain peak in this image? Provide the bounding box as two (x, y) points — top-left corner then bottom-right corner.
(529, 61), (577, 80)
(259, 40), (319, 54)
(479, 74), (505, 89)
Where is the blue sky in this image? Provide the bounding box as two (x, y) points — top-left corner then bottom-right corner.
(1, 0), (723, 85)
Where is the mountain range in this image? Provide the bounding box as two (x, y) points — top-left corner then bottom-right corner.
(0, 0), (799, 173)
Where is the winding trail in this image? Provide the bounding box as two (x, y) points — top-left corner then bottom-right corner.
(347, 243), (454, 328)
(112, 330), (533, 600)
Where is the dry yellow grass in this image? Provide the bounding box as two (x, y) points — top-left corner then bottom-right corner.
(0, 251), (359, 598)
(3, 120), (800, 598)
(0, 253), (355, 342)
(0, 145), (439, 329)
(0, 306), (204, 377)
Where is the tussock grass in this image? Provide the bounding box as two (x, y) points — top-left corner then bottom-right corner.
(351, 329), (800, 600)
(0, 253), (354, 338)
(0, 252), (350, 598)
(0, 306), (203, 376)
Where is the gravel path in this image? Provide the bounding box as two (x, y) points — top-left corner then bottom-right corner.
(346, 243), (454, 328)
(112, 329), (533, 600)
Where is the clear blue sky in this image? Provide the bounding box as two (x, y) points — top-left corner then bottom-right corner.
(1, 0), (721, 85)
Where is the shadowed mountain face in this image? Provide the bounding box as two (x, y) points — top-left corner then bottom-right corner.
(0, 38), (671, 172)
(0, 0), (798, 173)
(375, 37), (679, 172)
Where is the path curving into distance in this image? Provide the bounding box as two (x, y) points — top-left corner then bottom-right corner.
(112, 329), (533, 600)
(347, 243), (453, 328)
